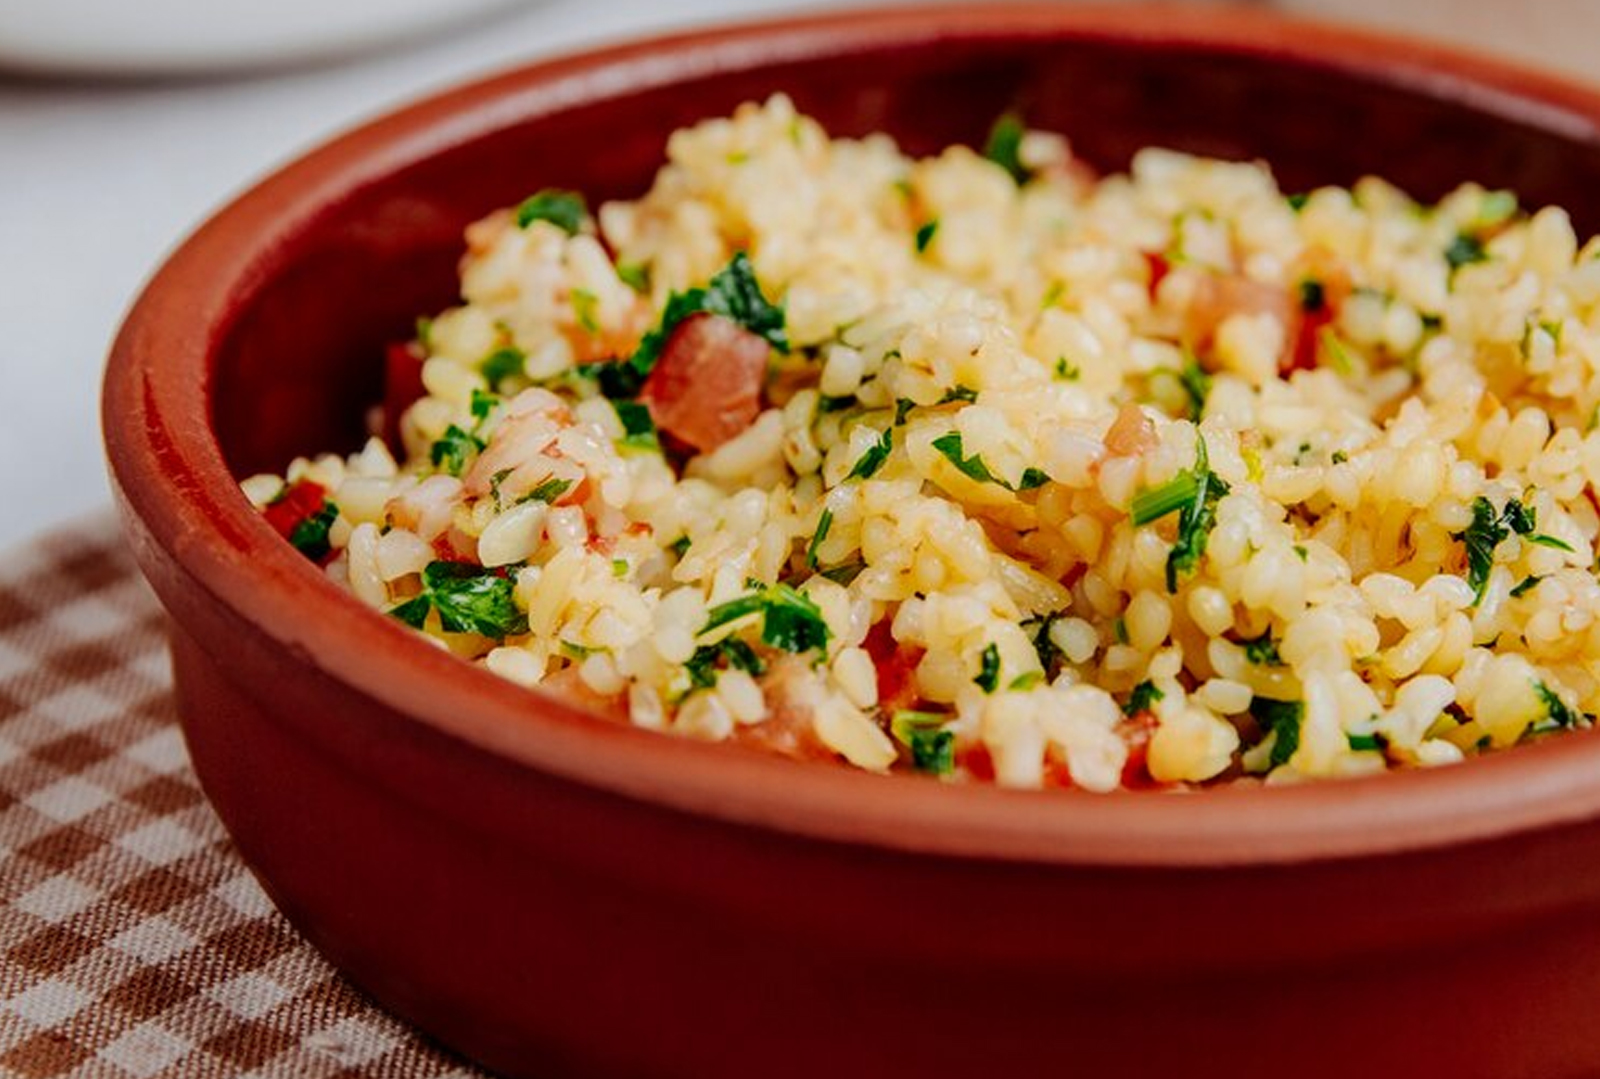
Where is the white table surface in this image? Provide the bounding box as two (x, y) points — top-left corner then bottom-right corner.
(0, 0), (1587, 552)
(0, 0), (927, 552)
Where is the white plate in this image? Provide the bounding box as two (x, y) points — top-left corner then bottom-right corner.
(0, 0), (533, 75)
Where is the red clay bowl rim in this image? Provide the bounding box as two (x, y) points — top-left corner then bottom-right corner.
(104, 2), (1600, 868)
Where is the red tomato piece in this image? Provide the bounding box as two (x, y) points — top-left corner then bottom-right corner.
(262, 480), (327, 539)
(862, 620), (925, 715)
(1117, 709), (1162, 790)
(639, 313), (769, 452)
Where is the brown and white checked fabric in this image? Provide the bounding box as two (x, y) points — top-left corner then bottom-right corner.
(0, 514), (491, 1079)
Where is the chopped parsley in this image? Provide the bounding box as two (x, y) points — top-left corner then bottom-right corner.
(1252, 697), (1304, 769)
(915, 220), (939, 253)
(1286, 192), (1310, 212)
(1298, 278), (1326, 313)
(1177, 357), (1211, 419)
(1129, 435), (1230, 592)
(469, 388), (499, 422)
(429, 424), (484, 477)
(616, 261), (650, 293)
(684, 638), (767, 689)
(890, 711), (954, 776)
(670, 536), (692, 558)
(596, 251), (787, 398)
(1444, 232), (1488, 273)
(982, 112), (1029, 184)
(1008, 671), (1045, 691)
(700, 583), (831, 654)
(1346, 732), (1386, 753)
(1241, 630), (1281, 666)
(1025, 613), (1063, 675)
(614, 400), (661, 452)
(480, 346), (526, 387)
(1533, 680), (1583, 731)
(930, 431), (1048, 492)
(1054, 357), (1081, 381)
(1510, 575), (1544, 598)
(937, 385), (979, 405)
(1124, 680), (1164, 716)
(806, 508), (834, 570)
(525, 476), (574, 504)
(288, 501), (339, 562)
(514, 189), (587, 234)
(390, 561), (528, 640)
(571, 288), (599, 334)
(1528, 533), (1576, 553)
(846, 428), (893, 480)
(893, 398), (916, 426)
(973, 643), (1001, 693)
(818, 560), (866, 585)
(1456, 496), (1535, 603)
(818, 394), (857, 414)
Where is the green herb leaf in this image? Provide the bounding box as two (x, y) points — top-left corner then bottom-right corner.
(1286, 192), (1310, 212)
(1510, 575), (1544, 598)
(616, 261), (650, 293)
(1445, 232), (1487, 272)
(571, 287), (600, 335)
(1053, 356), (1081, 381)
(1017, 467), (1051, 491)
(429, 424), (484, 477)
(893, 398), (915, 426)
(846, 428), (893, 480)
(1241, 630), (1281, 666)
(983, 112), (1029, 184)
(931, 431), (1002, 487)
(974, 642), (1001, 693)
(469, 388), (499, 422)
(1529, 533), (1576, 553)
(806, 507), (834, 570)
(1252, 697), (1304, 768)
(1298, 278), (1326, 313)
(1346, 732), (1385, 752)
(393, 561), (529, 639)
(670, 536), (692, 558)
(525, 477), (574, 504)
(937, 385), (978, 405)
(1008, 671), (1045, 691)
(915, 219), (939, 253)
(684, 638), (768, 688)
(1457, 496), (1544, 602)
(700, 584), (831, 654)
(890, 711), (955, 776)
(288, 501), (339, 562)
(1178, 355), (1211, 420)
(515, 189), (587, 234)
(1124, 680), (1164, 717)
(818, 560), (866, 585)
(1533, 680), (1582, 730)
(614, 400), (661, 452)
(1130, 471), (1200, 526)
(1026, 614), (1063, 675)
(818, 395), (856, 414)
(480, 346), (526, 387)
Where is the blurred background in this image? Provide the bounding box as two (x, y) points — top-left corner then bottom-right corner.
(0, 0), (1592, 550)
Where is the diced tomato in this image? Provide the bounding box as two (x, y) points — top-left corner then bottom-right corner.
(639, 313), (768, 452)
(862, 619), (925, 715)
(1183, 273), (1296, 356)
(262, 480), (327, 539)
(959, 743), (996, 783)
(1286, 249), (1353, 373)
(1143, 250), (1172, 297)
(384, 340), (428, 453)
(1043, 756), (1076, 790)
(740, 656), (838, 763)
(1117, 709), (1162, 790)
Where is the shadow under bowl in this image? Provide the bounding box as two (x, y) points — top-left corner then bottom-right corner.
(103, 5), (1600, 1077)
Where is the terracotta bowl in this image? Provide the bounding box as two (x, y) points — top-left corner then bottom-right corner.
(102, 5), (1600, 1077)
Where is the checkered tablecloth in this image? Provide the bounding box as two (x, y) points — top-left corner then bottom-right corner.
(0, 514), (489, 1079)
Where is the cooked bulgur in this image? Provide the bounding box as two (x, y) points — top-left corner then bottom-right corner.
(244, 95), (1600, 790)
